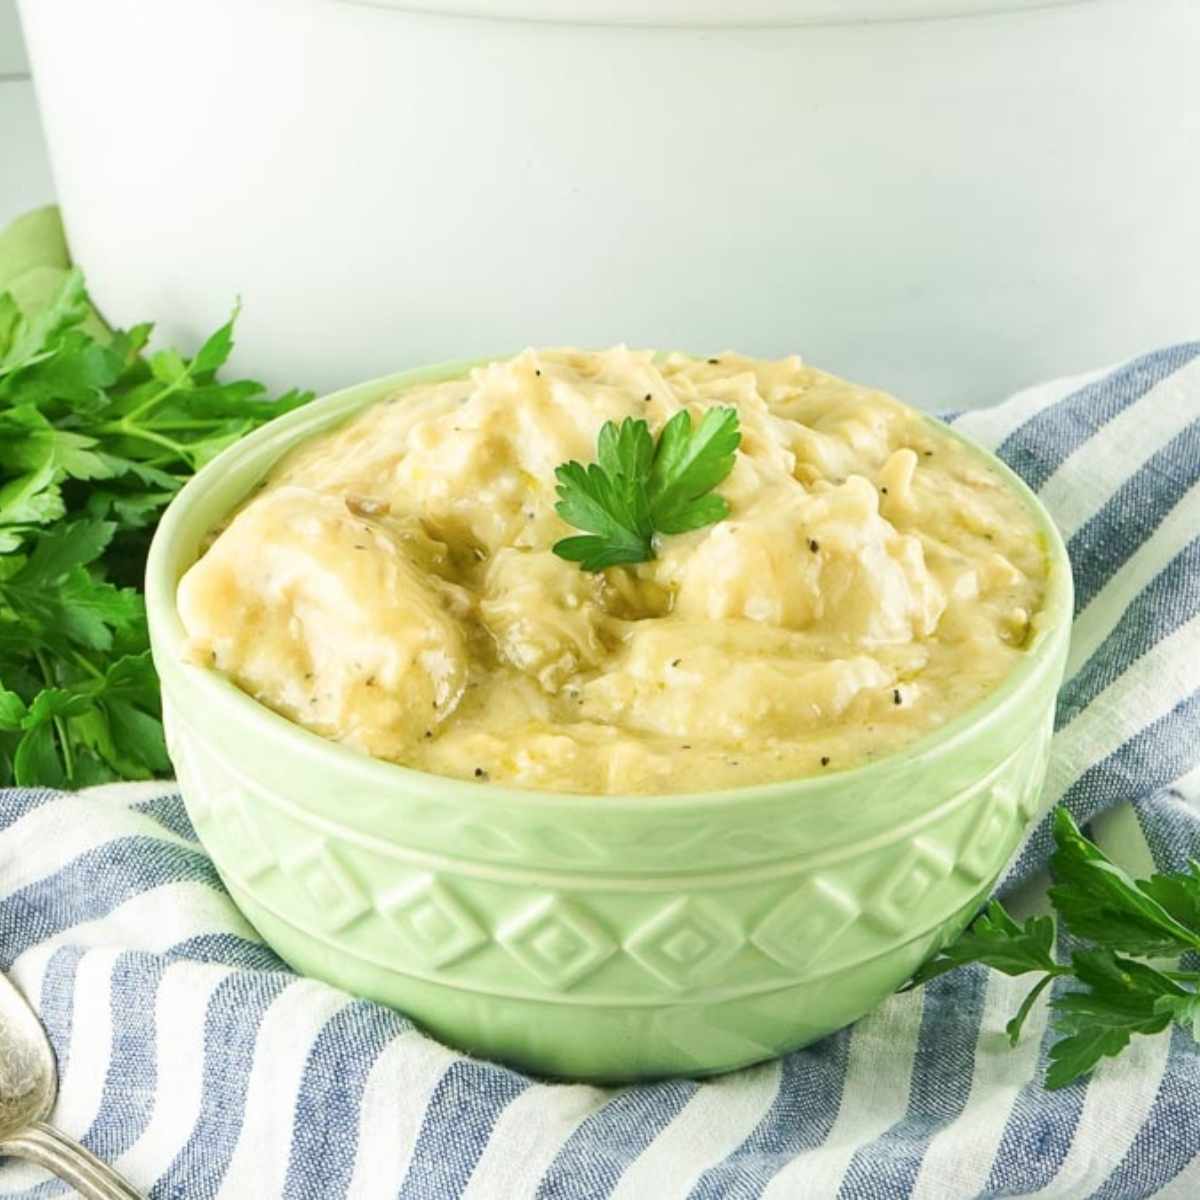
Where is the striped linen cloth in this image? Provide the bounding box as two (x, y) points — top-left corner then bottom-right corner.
(2, 343), (1200, 1199)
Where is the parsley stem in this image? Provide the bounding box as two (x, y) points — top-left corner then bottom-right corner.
(94, 420), (192, 465)
(69, 650), (103, 680)
(1006, 972), (1058, 1046)
(122, 374), (192, 424)
(33, 648), (74, 783)
(0, 348), (56, 379)
(142, 420), (226, 431)
(1166, 970), (1200, 982)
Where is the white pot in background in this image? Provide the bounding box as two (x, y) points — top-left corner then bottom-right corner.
(18, 0), (1200, 408)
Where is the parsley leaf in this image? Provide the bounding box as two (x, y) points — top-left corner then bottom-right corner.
(0, 688), (25, 731)
(908, 808), (1200, 1089)
(1155, 991), (1200, 1040)
(552, 458), (654, 572)
(553, 405), (741, 572)
(905, 901), (1067, 1046)
(1046, 950), (1182, 1089)
(909, 901), (1061, 987)
(0, 268), (88, 379)
(1048, 807), (1200, 956)
(0, 242), (311, 787)
(1138, 862), (1200, 933)
(647, 407), (741, 533)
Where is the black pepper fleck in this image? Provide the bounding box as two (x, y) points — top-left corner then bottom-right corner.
(474, 767), (488, 779)
(644, 393), (652, 402)
(809, 538), (820, 553)
(365, 676), (376, 686)
(923, 450), (933, 457)
(880, 486), (888, 494)
(354, 544), (366, 550)
(821, 756), (830, 767)
(682, 744), (692, 750)
(424, 729), (433, 738)
(893, 688), (902, 705)
(671, 658), (682, 667)
(707, 357), (719, 364)
(535, 369), (542, 376)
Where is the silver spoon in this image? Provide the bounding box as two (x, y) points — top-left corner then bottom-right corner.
(0, 969), (143, 1199)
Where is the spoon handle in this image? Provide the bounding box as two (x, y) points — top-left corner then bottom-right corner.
(0, 1122), (143, 1199)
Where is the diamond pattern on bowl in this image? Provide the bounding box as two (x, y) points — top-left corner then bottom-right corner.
(284, 842), (371, 932)
(378, 876), (488, 968)
(626, 897), (742, 991)
(864, 837), (956, 935)
(957, 783), (1018, 883)
(1016, 722), (1052, 819)
(498, 896), (617, 990)
(214, 792), (276, 882)
(751, 876), (860, 973)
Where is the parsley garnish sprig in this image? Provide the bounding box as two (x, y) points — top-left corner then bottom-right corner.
(552, 405), (741, 571)
(911, 808), (1200, 1089)
(0, 268), (311, 787)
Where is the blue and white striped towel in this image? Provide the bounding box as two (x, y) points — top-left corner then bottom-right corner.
(3, 344), (1200, 1199)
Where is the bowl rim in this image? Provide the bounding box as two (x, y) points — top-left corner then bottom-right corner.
(146, 354), (1074, 814)
(337, 0), (1098, 30)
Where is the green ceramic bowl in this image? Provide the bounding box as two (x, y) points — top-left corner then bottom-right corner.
(146, 360), (1073, 1082)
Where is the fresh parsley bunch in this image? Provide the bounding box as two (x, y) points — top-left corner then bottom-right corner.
(552, 406), (741, 571)
(912, 808), (1200, 1088)
(0, 269), (311, 787)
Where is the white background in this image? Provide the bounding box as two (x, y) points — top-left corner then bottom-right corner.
(1, 1), (54, 226)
